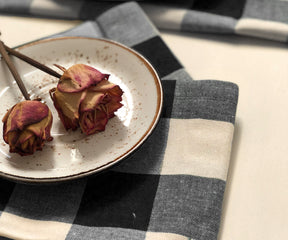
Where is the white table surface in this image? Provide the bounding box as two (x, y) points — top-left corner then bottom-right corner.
(1, 16), (288, 240)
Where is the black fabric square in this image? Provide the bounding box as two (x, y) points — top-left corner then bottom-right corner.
(143, 0), (194, 6)
(161, 80), (176, 118)
(112, 118), (170, 175)
(148, 175), (226, 239)
(74, 172), (160, 231)
(193, 0), (247, 19)
(0, 236), (14, 240)
(79, 1), (117, 20)
(80, 0), (195, 19)
(0, 179), (15, 212)
(132, 36), (183, 78)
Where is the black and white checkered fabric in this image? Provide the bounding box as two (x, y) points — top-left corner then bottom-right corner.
(1, 0), (288, 42)
(0, 2), (239, 240)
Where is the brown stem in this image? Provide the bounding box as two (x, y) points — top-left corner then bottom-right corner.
(4, 44), (62, 78)
(0, 41), (30, 100)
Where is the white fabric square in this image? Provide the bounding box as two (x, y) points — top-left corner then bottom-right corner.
(30, 0), (82, 18)
(141, 4), (187, 30)
(145, 231), (190, 240)
(161, 119), (234, 181)
(0, 212), (71, 239)
(236, 18), (288, 42)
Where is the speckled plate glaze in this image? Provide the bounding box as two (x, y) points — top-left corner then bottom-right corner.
(0, 37), (162, 183)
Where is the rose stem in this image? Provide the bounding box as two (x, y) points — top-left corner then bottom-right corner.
(0, 41), (30, 100)
(4, 44), (61, 78)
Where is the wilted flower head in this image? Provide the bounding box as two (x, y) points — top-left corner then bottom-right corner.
(2, 100), (53, 156)
(50, 64), (123, 135)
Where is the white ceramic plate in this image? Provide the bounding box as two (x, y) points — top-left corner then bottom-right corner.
(0, 37), (162, 183)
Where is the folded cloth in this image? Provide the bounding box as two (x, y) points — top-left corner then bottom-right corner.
(0, 2), (238, 240)
(0, 0), (288, 42)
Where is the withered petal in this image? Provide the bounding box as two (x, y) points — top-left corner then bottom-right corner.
(80, 91), (105, 112)
(4, 131), (18, 146)
(57, 64), (109, 93)
(79, 109), (108, 135)
(52, 88), (85, 128)
(89, 79), (124, 97)
(105, 101), (124, 118)
(25, 111), (53, 139)
(4, 101), (49, 133)
(17, 130), (35, 145)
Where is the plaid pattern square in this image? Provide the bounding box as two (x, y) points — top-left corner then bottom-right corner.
(161, 119), (234, 180)
(4, 180), (86, 222)
(73, 172), (160, 231)
(160, 80), (176, 118)
(133, 37), (183, 78)
(193, 0), (247, 18)
(97, 2), (158, 47)
(242, 0), (288, 23)
(0, 180), (14, 216)
(148, 175), (225, 239)
(113, 118), (170, 175)
(171, 80), (238, 123)
(67, 226), (146, 240)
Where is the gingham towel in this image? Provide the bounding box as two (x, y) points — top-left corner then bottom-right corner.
(0, 2), (238, 240)
(0, 0), (288, 42)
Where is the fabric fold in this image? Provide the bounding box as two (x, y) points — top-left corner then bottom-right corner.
(0, 0), (287, 42)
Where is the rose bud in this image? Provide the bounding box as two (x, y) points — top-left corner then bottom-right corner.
(2, 100), (53, 156)
(50, 64), (123, 135)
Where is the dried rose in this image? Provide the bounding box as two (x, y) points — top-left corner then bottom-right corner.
(2, 100), (53, 156)
(50, 64), (123, 135)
